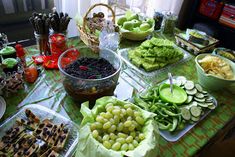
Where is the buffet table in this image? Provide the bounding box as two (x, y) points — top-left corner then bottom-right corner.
(1, 36), (235, 157)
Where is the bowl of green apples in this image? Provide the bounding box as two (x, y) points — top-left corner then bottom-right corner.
(117, 11), (155, 41)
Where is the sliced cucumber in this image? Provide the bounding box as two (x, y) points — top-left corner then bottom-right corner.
(184, 81), (195, 90)
(195, 84), (203, 92)
(177, 76), (187, 85)
(189, 101), (198, 107)
(186, 88), (197, 95)
(190, 106), (202, 117)
(194, 97), (206, 102)
(185, 95), (193, 103)
(175, 80), (182, 87)
(191, 116), (200, 122)
(202, 91), (208, 94)
(197, 103), (209, 108)
(208, 104), (216, 110)
(181, 108), (191, 121)
(195, 93), (204, 99)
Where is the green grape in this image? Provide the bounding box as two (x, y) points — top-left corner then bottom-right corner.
(124, 103), (131, 109)
(130, 132), (136, 138)
(108, 125), (116, 133)
(121, 108), (127, 116)
(126, 108), (133, 116)
(103, 118), (108, 123)
(126, 136), (133, 143)
(103, 134), (110, 141)
(123, 127), (129, 134)
(113, 115), (120, 124)
(132, 121), (138, 128)
(110, 133), (117, 140)
(135, 136), (140, 142)
(94, 122), (103, 129)
(106, 106), (114, 113)
(109, 118), (115, 124)
(112, 142), (121, 151)
(136, 116), (145, 125)
(96, 115), (104, 123)
(100, 112), (106, 117)
(92, 130), (99, 138)
(124, 120), (132, 127)
(132, 140), (139, 147)
(119, 113), (124, 118)
(117, 133), (127, 138)
(114, 106), (121, 110)
(117, 122), (124, 131)
(90, 123), (96, 131)
(112, 109), (121, 115)
(103, 141), (112, 149)
(128, 143), (134, 150)
(105, 112), (113, 119)
(121, 143), (128, 151)
(128, 124), (136, 131)
(109, 139), (115, 145)
(127, 116), (132, 121)
(116, 137), (125, 144)
(139, 133), (145, 140)
(97, 136), (103, 142)
(103, 121), (111, 129)
(105, 103), (114, 109)
(134, 111), (141, 117)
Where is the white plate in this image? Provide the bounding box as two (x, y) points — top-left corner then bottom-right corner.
(0, 96), (6, 119)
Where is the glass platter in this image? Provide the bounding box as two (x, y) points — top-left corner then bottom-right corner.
(118, 46), (192, 77)
(136, 76), (218, 142)
(0, 104), (79, 157)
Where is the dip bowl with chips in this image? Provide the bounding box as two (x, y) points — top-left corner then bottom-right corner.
(195, 54), (235, 91)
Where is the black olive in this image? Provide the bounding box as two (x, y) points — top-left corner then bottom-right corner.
(46, 124), (53, 128)
(39, 123), (45, 128)
(36, 129), (42, 134)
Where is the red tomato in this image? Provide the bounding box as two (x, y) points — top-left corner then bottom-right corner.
(24, 67), (38, 83)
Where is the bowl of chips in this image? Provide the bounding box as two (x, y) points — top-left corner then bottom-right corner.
(195, 54), (235, 91)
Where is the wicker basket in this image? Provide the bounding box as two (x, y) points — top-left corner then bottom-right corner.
(77, 3), (116, 50)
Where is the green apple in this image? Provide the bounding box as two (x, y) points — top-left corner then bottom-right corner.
(117, 17), (127, 26)
(123, 21), (134, 31)
(132, 19), (141, 27)
(140, 23), (151, 31)
(127, 14), (139, 21)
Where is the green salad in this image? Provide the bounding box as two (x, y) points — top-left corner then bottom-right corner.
(128, 37), (184, 72)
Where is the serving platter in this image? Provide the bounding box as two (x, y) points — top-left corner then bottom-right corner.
(0, 104), (79, 157)
(0, 96), (6, 120)
(118, 46), (192, 77)
(136, 76), (217, 142)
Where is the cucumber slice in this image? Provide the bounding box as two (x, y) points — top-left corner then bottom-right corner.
(189, 101), (198, 107)
(195, 93), (204, 99)
(197, 103), (209, 108)
(181, 108), (191, 121)
(184, 81), (195, 90)
(186, 88), (197, 95)
(190, 106), (202, 117)
(185, 95), (193, 103)
(175, 80), (182, 87)
(177, 76), (187, 85)
(202, 91), (208, 94)
(191, 116), (200, 122)
(208, 104), (216, 109)
(194, 97), (206, 102)
(195, 84), (203, 92)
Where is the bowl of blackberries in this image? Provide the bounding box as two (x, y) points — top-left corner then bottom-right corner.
(58, 46), (122, 105)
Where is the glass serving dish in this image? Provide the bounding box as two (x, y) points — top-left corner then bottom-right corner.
(118, 46), (192, 77)
(0, 104), (79, 156)
(58, 46), (122, 106)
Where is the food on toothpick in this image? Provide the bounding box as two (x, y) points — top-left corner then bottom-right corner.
(0, 46), (16, 59)
(128, 37), (184, 72)
(198, 55), (234, 80)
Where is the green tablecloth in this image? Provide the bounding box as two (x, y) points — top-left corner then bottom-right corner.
(1, 37), (235, 157)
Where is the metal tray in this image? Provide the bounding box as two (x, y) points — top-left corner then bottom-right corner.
(118, 46), (192, 77)
(138, 76), (218, 142)
(0, 104), (79, 157)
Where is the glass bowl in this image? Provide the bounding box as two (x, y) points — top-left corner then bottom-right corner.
(58, 46), (122, 106)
